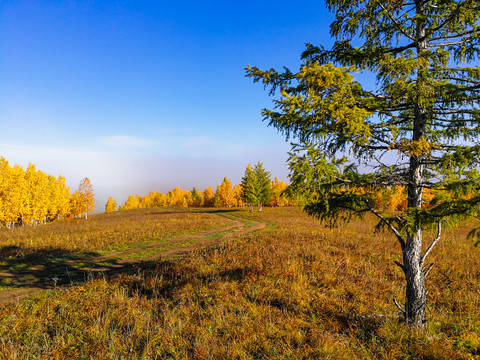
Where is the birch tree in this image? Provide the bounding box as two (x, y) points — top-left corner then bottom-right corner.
(78, 177), (96, 218)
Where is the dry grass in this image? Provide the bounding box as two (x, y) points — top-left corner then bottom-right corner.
(0, 208), (232, 255)
(0, 207), (479, 359)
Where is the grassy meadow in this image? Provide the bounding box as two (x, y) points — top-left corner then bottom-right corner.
(0, 207), (479, 359)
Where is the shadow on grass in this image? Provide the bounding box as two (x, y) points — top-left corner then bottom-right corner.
(0, 242), (254, 300)
(114, 259), (255, 301)
(1, 244), (386, 341)
(0, 244), (131, 290)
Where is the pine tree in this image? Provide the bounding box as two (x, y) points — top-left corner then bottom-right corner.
(254, 162), (272, 211)
(241, 164), (256, 211)
(247, 0), (480, 326)
(241, 162), (272, 211)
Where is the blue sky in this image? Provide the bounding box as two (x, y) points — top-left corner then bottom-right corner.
(0, 0), (334, 209)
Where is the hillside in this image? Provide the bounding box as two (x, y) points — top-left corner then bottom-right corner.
(0, 207), (479, 359)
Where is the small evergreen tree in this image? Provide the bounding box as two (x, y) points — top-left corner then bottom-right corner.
(241, 162), (272, 211)
(254, 162), (272, 211)
(241, 164), (256, 211)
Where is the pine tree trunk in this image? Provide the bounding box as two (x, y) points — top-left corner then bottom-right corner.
(404, 115), (428, 326)
(403, 149), (427, 326)
(401, 0), (428, 327)
(403, 229), (426, 326)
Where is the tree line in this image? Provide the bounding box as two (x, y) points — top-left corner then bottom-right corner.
(105, 162), (294, 212)
(105, 161), (442, 214)
(0, 157), (95, 228)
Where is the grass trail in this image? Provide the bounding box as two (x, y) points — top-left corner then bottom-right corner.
(0, 208), (267, 306)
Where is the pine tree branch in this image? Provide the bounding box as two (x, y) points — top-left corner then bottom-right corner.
(423, 263), (435, 278)
(363, 199), (406, 249)
(378, 2), (416, 41)
(427, 40), (472, 48)
(427, 29), (477, 43)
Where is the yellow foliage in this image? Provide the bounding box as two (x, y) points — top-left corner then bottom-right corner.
(215, 177), (235, 207)
(105, 197), (118, 213)
(397, 137), (434, 157)
(113, 177), (293, 211)
(203, 186), (216, 207)
(269, 177), (290, 206)
(0, 157), (77, 227)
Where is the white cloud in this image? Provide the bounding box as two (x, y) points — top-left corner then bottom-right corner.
(97, 135), (155, 150)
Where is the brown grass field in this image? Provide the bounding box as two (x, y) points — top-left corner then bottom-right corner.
(0, 207), (479, 359)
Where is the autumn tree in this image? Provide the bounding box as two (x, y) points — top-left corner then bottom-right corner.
(167, 186), (190, 207)
(9, 164), (28, 227)
(70, 191), (82, 218)
(54, 176), (72, 220)
(0, 157), (79, 226)
(77, 177), (95, 218)
(202, 186), (216, 207)
(215, 177), (235, 207)
(0, 158), (18, 227)
(247, 0), (480, 326)
(105, 197), (118, 213)
(270, 177), (289, 207)
(153, 192), (168, 207)
(121, 194), (141, 210)
(232, 184), (244, 207)
(24, 164), (50, 225)
(191, 187), (203, 207)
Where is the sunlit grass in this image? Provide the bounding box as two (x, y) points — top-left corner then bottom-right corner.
(0, 207), (479, 359)
(0, 207), (232, 254)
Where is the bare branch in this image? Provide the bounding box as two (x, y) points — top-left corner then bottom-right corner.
(393, 294), (405, 314)
(378, 2), (415, 41)
(421, 221), (442, 267)
(364, 199), (406, 249)
(426, 29), (476, 43)
(423, 263), (435, 278)
(427, 40), (469, 48)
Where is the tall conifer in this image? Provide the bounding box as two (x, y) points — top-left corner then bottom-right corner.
(247, 0), (480, 326)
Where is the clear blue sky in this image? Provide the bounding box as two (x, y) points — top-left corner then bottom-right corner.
(0, 0), (333, 208)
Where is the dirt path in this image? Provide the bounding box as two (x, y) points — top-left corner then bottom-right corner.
(0, 213), (266, 307)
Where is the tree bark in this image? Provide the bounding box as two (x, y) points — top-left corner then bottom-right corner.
(402, 0), (428, 327)
(403, 229), (426, 326)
